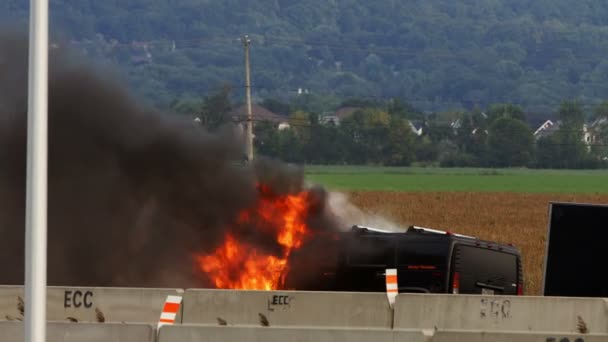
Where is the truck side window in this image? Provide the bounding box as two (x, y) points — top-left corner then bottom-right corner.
(347, 237), (395, 267)
(397, 242), (446, 269)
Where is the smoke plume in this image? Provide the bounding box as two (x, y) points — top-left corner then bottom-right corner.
(0, 31), (338, 288)
(327, 192), (406, 232)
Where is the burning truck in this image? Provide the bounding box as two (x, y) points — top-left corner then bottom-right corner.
(298, 226), (524, 296)
(195, 184), (524, 296)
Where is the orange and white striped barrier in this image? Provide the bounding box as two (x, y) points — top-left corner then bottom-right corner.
(157, 294), (182, 329)
(386, 268), (398, 307)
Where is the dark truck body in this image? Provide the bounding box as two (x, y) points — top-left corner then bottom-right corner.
(302, 225), (523, 295)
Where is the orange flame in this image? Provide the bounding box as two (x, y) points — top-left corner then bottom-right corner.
(196, 184), (312, 290)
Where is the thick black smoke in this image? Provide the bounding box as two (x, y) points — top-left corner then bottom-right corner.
(0, 31), (337, 288)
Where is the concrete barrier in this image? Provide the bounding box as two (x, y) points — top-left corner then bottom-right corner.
(0, 321), (155, 342)
(158, 325), (427, 342)
(181, 289), (392, 328)
(432, 330), (608, 342)
(0, 286), (183, 323)
(394, 294), (608, 334)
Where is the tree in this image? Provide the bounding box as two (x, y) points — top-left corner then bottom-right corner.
(198, 86), (232, 130)
(425, 121), (454, 143)
(340, 98), (383, 108)
(339, 108), (391, 164)
(360, 108), (391, 164)
(593, 101), (608, 120)
(558, 100), (585, 128)
(487, 104), (526, 123)
(556, 100), (588, 168)
(170, 98), (200, 116)
(254, 121), (280, 157)
(590, 123), (608, 161)
(291, 94), (340, 115)
(387, 99), (424, 121)
(260, 98), (291, 116)
(288, 110), (311, 142)
(384, 117), (416, 166)
(414, 136), (439, 163)
(488, 117), (534, 167)
(339, 115), (368, 164)
(454, 113), (484, 158)
(535, 101), (588, 168)
(589, 104), (608, 161)
(303, 119), (346, 164)
(276, 129), (305, 163)
(536, 134), (562, 168)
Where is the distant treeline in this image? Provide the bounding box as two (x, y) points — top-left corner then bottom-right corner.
(181, 90), (608, 169)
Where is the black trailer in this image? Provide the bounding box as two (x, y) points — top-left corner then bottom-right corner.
(542, 202), (608, 297)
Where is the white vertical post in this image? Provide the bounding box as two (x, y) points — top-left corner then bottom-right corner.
(242, 35), (254, 162)
(25, 0), (49, 341)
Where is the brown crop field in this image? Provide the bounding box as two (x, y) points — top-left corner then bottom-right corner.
(348, 191), (608, 295)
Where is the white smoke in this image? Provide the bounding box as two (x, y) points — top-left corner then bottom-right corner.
(327, 192), (406, 232)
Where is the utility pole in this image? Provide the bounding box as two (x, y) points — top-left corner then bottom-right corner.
(25, 0), (49, 342)
(242, 35), (254, 162)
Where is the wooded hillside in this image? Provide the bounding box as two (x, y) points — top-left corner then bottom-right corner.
(3, 0), (608, 112)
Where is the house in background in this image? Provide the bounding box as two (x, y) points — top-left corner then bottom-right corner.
(322, 106), (423, 135)
(449, 114), (487, 136)
(592, 117), (608, 127)
(228, 104), (290, 130)
(319, 112), (339, 125)
(320, 107), (361, 126)
(533, 120), (560, 139)
(450, 118), (462, 131)
(409, 121), (424, 136)
(589, 117), (608, 144)
(130, 41), (152, 65)
(533, 119), (598, 148)
(525, 112), (556, 133)
(584, 124), (592, 145)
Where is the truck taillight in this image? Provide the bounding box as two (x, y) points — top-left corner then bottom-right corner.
(517, 283), (523, 296)
(452, 272), (460, 294)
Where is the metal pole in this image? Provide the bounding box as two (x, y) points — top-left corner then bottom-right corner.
(242, 35), (254, 162)
(25, 0), (48, 341)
